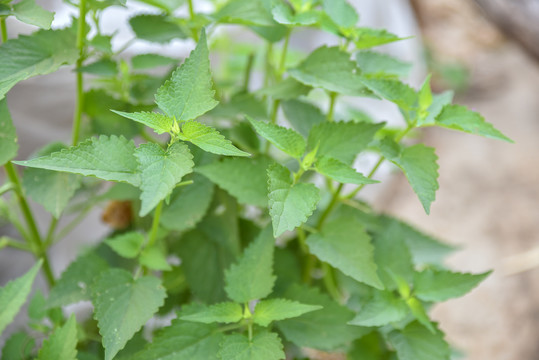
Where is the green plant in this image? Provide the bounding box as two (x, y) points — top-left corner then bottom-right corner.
(0, 1), (510, 359)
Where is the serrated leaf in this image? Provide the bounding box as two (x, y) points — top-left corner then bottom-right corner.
(0, 27), (77, 100)
(131, 53), (178, 69)
(434, 104), (512, 142)
(129, 14), (186, 43)
(111, 111), (174, 135)
(281, 99), (325, 137)
(155, 29), (218, 121)
(253, 298), (322, 327)
(356, 51), (412, 78)
(218, 331), (285, 360)
(181, 302), (243, 324)
(267, 163), (319, 237)
(179, 121), (250, 157)
(413, 269), (490, 302)
(225, 226), (275, 302)
(322, 0), (358, 27)
(348, 290), (408, 327)
(1, 331), (35, 360)
(417, 91), (453, 126)
(359, 75), (417, 110)
(387, 321), (450, 360)
(306, 216), (383, 289)
(351, 27), (408, 49)
(0, 260), (41, 336)
(12, 0), (54, 29)
(315, 156), (378, 185)
(37, 314), (77, 360)
(135, 141), (194, 216)
(14, 135), (140, 186)
(105, 232), (145, 258)
(214, 0), (275, 26)
(256, 77), (311, 100)
(90, 34), (113, 54)
(248, 117), (305, 158)
(308, 121), (383, 164)
(0, 99), (18, 166)
(197, 156), (272, 207)
(92, 269), (166, 360)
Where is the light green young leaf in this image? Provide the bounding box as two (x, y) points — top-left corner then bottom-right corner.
(92, 269), (166, 360)
(271, 2), (318, 26)
(306, 216), (383, 289)
(0, 99), (18, 166)
(213, 0), (275, 26)
(12, 0), (54, 29)
(105, 232), (145, 258)
(135, 141), (194, 216)
(155, 29), (218, 121)
(322, 0), (358, 28)
(349, 290), (408, 327)
(14, 135), (140, 186)
(179, 121), (250, 157)
(387, 321), (450, 360)
(434, 104), (513, 142)
(356, 51), (412, 78)
(129, 14), (187, 43)
(359, 75), (417, 111)
(139, 244), (172, 271)
(37, 314), (77, 360)
(248, 117), (305, 158)
(405, 296), (435, 333)
(181, 302), (243, 324)
(78, 58), (118, 76)
(131, 53), (178, 69)
(0, 260), (41, 336)
(0, 27), (77, 100)
(111, 110), (174, 135)
(218, 331), (285, 360)
(418, 75), (433, 112)
(267, 163), (319, 237)
(351, 27), (408, 49)
(256, 77), (311, 101)
(281, 99), (325, 137)
(197, 156), (273, 207)
(224, 226), (275, 303)
(413, 269), (491, 302)
(315, 157), (378, 185)
(253, 298), (322, 327)
(417, 90), (453, 126)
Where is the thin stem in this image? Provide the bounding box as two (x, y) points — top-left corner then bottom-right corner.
(4, 238), (32, 252)
(327, 92), (337, 121)
(322, 262), (342, 302)
(187, 0), (198, 41)
(0, 17), (7, 43)
(71, 0), (88, 146)
(147, 200), (163, 248)
(263, 43), (273, 90)
(44, 217), (58, 246)
(316, 183), (343, 229)
(299, 227), (315, 284)
(53, 204), (93, 244)
(247, 322), (253, 341)
(0, 182), (15, 196)
(278, 30), (291, 77)
(216, 322), (245, 333)
(243, 52), (255, 92)
(270, 99), (280, 124)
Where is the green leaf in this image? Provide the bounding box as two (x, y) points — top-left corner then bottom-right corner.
(0, 27), (77, 100)
(90, 34), (113, 54)
(37, 314), (77, 360)
(417, 91), (453, 126)
(197, 156), (272, 207)
(308, 121), (383, 164)
(289, 46), (367, 96)
(315, 156), (378, 185)
(181, 302), (243, 324)
(14, 135), (140, 186)
(418, 75), (433, 112)
(12, 0), (54, 29)
(225, 226), (275, 302)
(413, 269), (490, 302)
(248, 117), (305, 158)
(131, 53), (178, 69)
(306, 216), (383, 289)
(218, 331), (285, 360)
(322, 0), (358, 28)
(387, 321), (450, 360)
(0, 99), (18, 166)
(135, 0), (185, 14)
(351, 27), (408, 49)
(405, 296), (434, 333)
(356, 51), (412, 78)
(0, 260), (41, 336)
(28, 290), (47, 321)
(281, 99), (325, 138)
(129, 14), (186, 43)
(179, 121), (250, 157)
(139, 244), (172, 271)
(105, 232), (145, 258)
(78, 58), (118, 76)
(253, 298), (322, 327)
(135, 141), (194, 216)
(155, 29), (218, 121)
(359, 75), (417, 110)
(132, 318), (222, 360)
(434, 104), (512, 142)
(92, 269), (166, 360)
(111, 111), (174, 135)
(348, 290), (408, 327)
(267, 163), (319, 237)
(214, 0), (275, 26)
(1, 331), (35, 360)
(256, 77), (311, 101)
(271, 2), (318, 26)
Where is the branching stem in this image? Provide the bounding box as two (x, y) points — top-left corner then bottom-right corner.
(71, 0), (88, 146)
(147, 200), (163, 248)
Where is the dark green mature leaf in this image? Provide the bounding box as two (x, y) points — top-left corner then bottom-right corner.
(105, 232), (145, 258)
(155, 29), (218, 121)
(112, 111), (174, 135)
(348, 290), (408, 327)
(387, 321), (450, 360)
(92, 269), (166, 360)
(132, 318), (222, 360)
(181, 302), (243, 324)
(414, 269), (490, 302)
(322, 0), (358, 27)
(0, 99), (18, 166)
(434, 104), (512, 142)
(225, 226), (275, 302)
(37, 314), (77, 360)
(315, 157), (378, 185)
(307, 216), (383, 289)
(129, 14), (186, 43)
(256, 77), (311, 101)
(277, 284), (366, 350)
(0, 260), (41, 336)
(218, 331), (285, 360)
(12, 0), (54, 29)
(267, 163), (319, 237)
(356, 51), (412, 78)
(135, 141), (194, 216)
(348, 332), (391, 360)
(1, 331), (35, 360)
(359, 75), (417, 110)
(179, 121), (250, 157)
(308, 121), (383, 164)
(248, 117), (305, 158)
(351, 27), (408, 49)
(214, 0), (275, 26)
(131, 53), (178, 69)
(253, 298), (322, 327)
(14, 135), (140, 186)
(197, 156), (272, 207)
(0, 27), (77, 100)
(282, 99), (325, 137)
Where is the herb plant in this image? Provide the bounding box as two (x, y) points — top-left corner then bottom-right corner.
(0, 0), (510, 359)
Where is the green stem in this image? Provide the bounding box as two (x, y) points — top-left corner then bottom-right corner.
(71, 0), (88, 146)
(53, 203), (93, 244)
(299, 227), (315, 284)
(243, 52), (255, 92)
(216, 322), (245, 333)
(316, 183), (343, 229)
(4, 238), (32, 252)
(263, 43), (273, 90)
(0, 182), (15, 196)
(278, 30), (291, 77)
(0, 17), (7, 43)
(327, 92), (337, 121)
(147, 200), (163, 248)
(44, 217), (58, 247)
(187, 0), (198, 41)
(322, 262), (342, 302)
